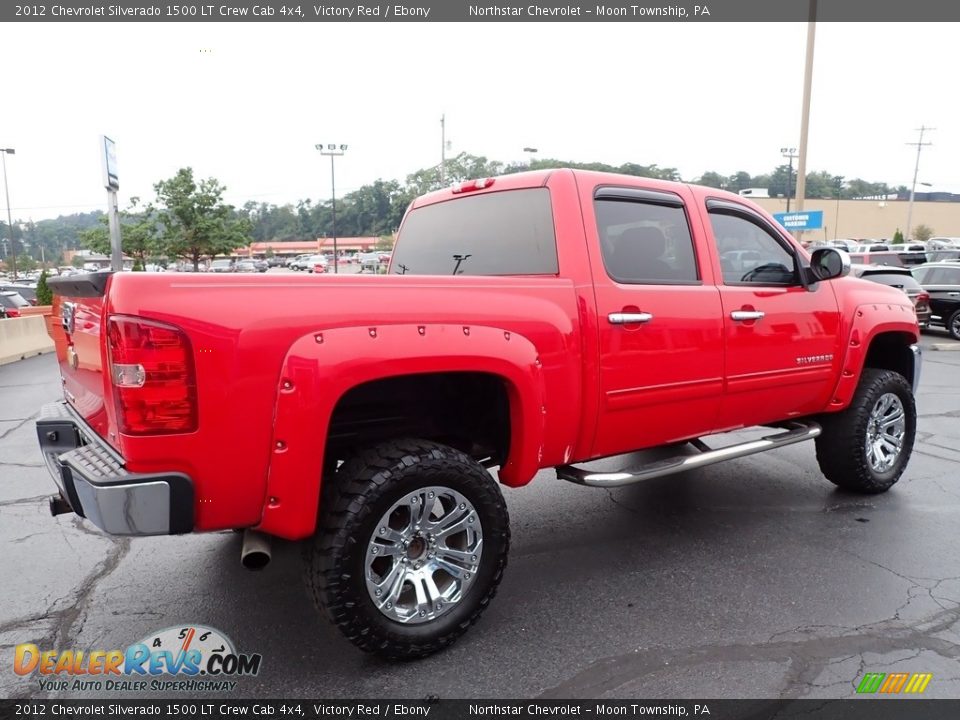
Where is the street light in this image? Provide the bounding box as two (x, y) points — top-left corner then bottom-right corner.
(315, 143), (348, 273)
(781, 147), (798, 212)
(833, 176), (844, 240)
(523, 147), (538, 167)
(1, 148), (16, 280)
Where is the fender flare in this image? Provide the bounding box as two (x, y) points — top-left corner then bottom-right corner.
(826, 302), (919, 411)
(255, 323), (546, 539)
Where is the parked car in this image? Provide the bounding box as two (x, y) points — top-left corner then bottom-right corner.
(39, 169), (922, 660)
(233, 261), (258, 273)
(851, 264), (931, 329)
(927, 237), (960, 250)
(209, 259), (234, 273)
(912, 262), (960, 339)
(926, 250), (960, 263)
(0, 284), (38, 305)
(289, 254), (315, 271)
(359, 252), (382, 272)
(304, 254), (329, 273)
(0, 290), (30, 318)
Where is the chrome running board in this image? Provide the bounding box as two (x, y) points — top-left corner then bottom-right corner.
(556, 422), (821, 488)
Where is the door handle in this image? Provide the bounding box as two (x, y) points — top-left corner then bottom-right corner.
(730, 310), (765, 321)
(608, 312), (653, 325)
(948, 292), (960, 297)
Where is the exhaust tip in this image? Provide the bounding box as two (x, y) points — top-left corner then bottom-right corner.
(241, 550), (271, 571)
(240, 529), (272, 571)
(49, 495), (74, 517)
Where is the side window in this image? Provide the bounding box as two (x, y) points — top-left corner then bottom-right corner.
(708, 211), (798, 285)
(912, 267), (932, 284)
(595, 198), (699, 284)
(945, 268), (960, 286)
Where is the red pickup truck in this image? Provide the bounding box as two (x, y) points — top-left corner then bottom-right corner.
(37, 169), (921, 659)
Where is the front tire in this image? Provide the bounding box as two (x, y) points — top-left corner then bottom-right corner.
(815, 368), (916, 493)
(947, 309), (960, 341)
(305, 439), (510, 660)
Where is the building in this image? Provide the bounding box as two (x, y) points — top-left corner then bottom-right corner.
(239, 237), (389, 258)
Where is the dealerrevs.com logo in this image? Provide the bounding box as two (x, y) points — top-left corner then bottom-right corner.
(14, 625), (262, 693)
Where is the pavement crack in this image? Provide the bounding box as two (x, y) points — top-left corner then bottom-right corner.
(0, 494), (51, 508)
(0, 415), (37, 441)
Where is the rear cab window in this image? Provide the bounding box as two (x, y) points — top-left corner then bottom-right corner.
(593, 189), (700, 285)
(392, 188), (558, 276)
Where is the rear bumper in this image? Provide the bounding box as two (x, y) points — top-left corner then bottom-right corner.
(36, 402), (194, 536)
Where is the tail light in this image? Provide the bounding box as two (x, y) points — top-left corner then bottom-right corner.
(914, 292), (930, 311)
(107, 316), (198, 435)
(5, 308), (20, 318)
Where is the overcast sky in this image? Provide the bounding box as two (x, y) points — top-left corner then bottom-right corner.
(2, 22), (957, 221)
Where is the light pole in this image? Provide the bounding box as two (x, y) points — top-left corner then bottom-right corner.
(781, 147), (798, 213)
(1, 148), (16, 279)
(523, 147), (538, 167)
(315, 143), (347, 273)
(833, 175), (844, 240)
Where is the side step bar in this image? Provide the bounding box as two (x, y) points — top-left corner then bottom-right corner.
(556, 422), (821, 488)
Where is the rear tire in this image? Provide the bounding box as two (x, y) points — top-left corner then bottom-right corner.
(305, 439), (509, 660)
(815, 369), (916, 493)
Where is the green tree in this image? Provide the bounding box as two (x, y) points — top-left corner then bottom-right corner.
(36, 270), (53, 305)
(893, 228), (904, 244)
(913, 224), (934, 242)
(153, 168), (252, 270)
(78, 198), (158, 266)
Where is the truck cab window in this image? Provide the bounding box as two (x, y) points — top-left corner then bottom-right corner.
(594, 199), (699, 284)
(709, 211), (798, 285)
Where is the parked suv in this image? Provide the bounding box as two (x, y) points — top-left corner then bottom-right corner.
(852, 264), (931, 328)
(912, 262), (960, 339)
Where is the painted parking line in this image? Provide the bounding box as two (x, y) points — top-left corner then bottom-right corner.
(929, 343), (960, 351)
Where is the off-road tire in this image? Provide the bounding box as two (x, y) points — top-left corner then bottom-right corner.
(947, 309), (960, 341)
(815, 368), (916, 493)
(305, 439), (509, 660)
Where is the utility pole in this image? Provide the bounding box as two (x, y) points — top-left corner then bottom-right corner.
(905, 125), (934, 241)
(1, 148), (16, 279)
(794, 1), (817, 215)
(440, 114), (446, 186)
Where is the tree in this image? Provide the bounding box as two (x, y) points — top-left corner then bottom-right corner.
(36, 270), (53, 306)
(913, 224), (934, 242)
(893, 229), (904, 244)
(153, 168), (252, 270)
(78, 197), (158, 266)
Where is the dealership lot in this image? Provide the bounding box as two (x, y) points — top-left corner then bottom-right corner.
(1, 339), (958, 699)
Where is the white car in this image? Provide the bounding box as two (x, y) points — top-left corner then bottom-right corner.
(305, 254), (330, 273)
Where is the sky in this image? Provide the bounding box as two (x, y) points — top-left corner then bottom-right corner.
(1, 21), (958, 222)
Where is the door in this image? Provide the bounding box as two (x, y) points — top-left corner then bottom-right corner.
(704, 201), (841, 429)
(588, 187), (724, 458)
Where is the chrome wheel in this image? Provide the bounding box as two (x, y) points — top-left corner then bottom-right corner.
(865, 392), (906, 473)
(951, 312), (960, 340)
(365, 486), (483, 624)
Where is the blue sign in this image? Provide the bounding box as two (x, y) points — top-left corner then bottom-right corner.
(773, 210), (823, 231)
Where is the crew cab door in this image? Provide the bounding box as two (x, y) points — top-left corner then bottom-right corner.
(585, 186), (725, 457)
(702, 199), (842, 429)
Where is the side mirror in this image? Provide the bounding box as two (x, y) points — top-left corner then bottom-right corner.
(808, 247), (851, 281)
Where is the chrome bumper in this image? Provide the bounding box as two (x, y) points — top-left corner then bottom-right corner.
(36, 402), (193, 536)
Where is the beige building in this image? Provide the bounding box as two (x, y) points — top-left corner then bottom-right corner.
(751, 197), (960, 242)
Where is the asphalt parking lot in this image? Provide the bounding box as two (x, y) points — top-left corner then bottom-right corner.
(1, 335), (959, 700)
